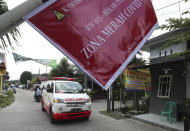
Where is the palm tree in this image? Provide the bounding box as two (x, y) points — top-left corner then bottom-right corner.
(0, 0), (20, 50)
(128, 50), (148, 68)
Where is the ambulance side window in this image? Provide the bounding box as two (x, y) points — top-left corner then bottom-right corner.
(46, 83), (53, 93)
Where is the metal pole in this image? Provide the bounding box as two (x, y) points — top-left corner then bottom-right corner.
(120, 86), (122, 110)
(0, 0), (44, 38)
(107, 88), (111, 112)
(84, 75), (87, 89)
(109, 86), (112, 111)
(112, 86), (115, 112)
(46, 65), (47, 81)
(91, 80), (94, 90)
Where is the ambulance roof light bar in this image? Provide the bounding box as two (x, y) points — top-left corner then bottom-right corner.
(51, 77), (76, 81)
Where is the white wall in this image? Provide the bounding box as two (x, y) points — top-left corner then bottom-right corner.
(150, 42), (187, 59)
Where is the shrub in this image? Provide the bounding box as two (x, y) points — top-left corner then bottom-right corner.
(0, 90), (15, 108)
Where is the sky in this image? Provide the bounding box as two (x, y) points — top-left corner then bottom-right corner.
(3, 0), (190, 80)
(4, 0), (65, 80)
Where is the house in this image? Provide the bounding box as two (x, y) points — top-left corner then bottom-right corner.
(0, 52), (6, 96)
(33, 73), (48, 82)
(141, 27), (190, 118)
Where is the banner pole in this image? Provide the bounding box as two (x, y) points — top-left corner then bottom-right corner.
(46, 65), (47, 81)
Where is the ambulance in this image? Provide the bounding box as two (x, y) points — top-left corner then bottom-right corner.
(41, 77), (91, 123)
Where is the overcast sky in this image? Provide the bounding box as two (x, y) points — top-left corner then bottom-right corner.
(3, 0), (190, 80)
(4, 0), (65, 80)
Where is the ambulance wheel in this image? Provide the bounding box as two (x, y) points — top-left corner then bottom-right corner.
(84, 116), (90, 120)
(41, 100), (45, 112)
(50, 108), (56, 124)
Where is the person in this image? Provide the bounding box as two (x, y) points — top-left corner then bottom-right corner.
(51, 83), (54, 88)
(36, 86), (41, 96)
(34, 84), (41, 101)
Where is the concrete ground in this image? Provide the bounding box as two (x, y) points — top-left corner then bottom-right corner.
(133, 113), (184, 131)
(0, 88), (168, 131)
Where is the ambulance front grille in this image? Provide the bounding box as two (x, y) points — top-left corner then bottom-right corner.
(66, 102), (86, 107)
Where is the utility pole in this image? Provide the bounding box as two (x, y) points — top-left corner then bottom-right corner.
(107, 87), (111, 112)
(84, 75), (87, 89)
(0, 0), (46, 38)
(112, 86), (115, 112)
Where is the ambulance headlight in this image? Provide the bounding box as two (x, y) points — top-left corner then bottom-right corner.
(54, 98), (65, 104)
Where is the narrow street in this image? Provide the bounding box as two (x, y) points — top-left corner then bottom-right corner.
(0, 89), (167, 131)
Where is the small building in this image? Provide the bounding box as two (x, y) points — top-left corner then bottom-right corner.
(141, 27), (190, 118)
(0, 52), (6, 96)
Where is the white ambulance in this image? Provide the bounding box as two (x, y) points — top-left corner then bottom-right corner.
(41, 77), (91, 123)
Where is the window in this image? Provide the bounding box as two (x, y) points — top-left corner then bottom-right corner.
(170, 49), (173, 55)
(159, 52), (162, 57)
(164, 51), (167, 56)
(158, 75), (172, 98)
(55, 82), (84, 93)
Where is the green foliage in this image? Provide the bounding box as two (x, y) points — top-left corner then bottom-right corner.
(157, 0), (190, 57)
(185, 98), (190, 106)
(31, 77), (38, 85)
(99, 110), (126, 120)
(128, 51), (148, 66)
(4, 71), (10, 80)
(0, 0), (21, 50)
(0, 0), (7, 13)
(0, 90), (15, 107)
(20, 71), (32, 85)
(158, 18), (190, 31)
(75, 74), (84, 86)
(139, 104), (149, 113)
(86, 90), (96, 97)
(48, 58), (74, 78)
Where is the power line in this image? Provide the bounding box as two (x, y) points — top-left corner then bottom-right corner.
(157, 11), (178, 17)
(155, 0), (184, 11)
(157, 7), (190, 16)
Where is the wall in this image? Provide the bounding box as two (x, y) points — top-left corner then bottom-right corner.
(149, 62), (186, 116)
(150, 42), (186, 59)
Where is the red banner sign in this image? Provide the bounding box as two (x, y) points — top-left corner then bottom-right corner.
(24, 0), (157, 90)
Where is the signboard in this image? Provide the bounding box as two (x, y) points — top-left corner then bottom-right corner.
(13, 53), (57, 68)
(125, 69), (151, 91)
(24, 0), (157, 90)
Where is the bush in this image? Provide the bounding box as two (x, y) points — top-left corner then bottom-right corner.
(85, 89), (96, 98)
(0, 90), (15, 108)
(139, 103), (149, 113)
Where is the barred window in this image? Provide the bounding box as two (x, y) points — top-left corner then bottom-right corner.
(158, 75), (172, 98)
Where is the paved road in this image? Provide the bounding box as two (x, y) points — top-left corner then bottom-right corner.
(0, 89), (167, 131)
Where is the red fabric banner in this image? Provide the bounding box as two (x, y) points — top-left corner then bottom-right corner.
(24, 0), (158, 90)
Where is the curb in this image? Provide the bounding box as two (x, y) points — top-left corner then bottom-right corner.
(131, 116), (182, 131)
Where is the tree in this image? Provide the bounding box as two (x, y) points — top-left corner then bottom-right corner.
(128, 50), (148, 67)
(0, 0), (20, 50)
(31, 77), (38, 85)
(158, 0), (190, 57)
(48, 58), (74, 78)
(20, 71), (32, 85)
(4, 71), (10, 80)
